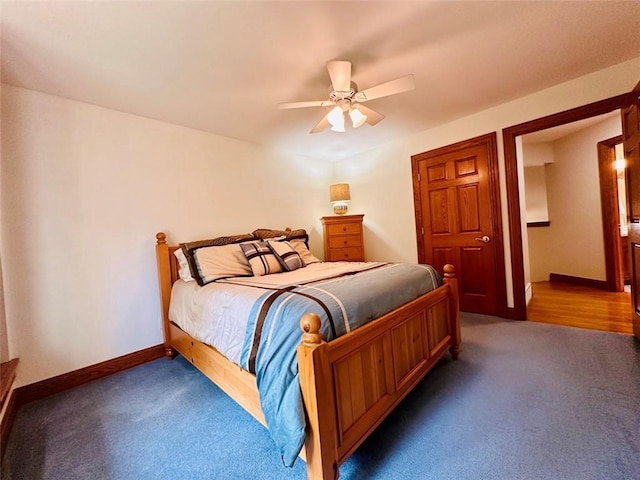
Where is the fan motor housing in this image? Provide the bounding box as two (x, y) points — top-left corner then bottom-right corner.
(328, 82), (357, 103)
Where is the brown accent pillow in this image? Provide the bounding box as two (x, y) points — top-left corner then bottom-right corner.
(252, 228), (308, 243)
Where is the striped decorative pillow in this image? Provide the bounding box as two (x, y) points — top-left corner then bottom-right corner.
(267, 240), (304, 272)
(240, 242), (283, 276)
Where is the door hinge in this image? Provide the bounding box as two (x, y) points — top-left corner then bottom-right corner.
(417, 173), (421, 182)
(421, 227), (425, 235)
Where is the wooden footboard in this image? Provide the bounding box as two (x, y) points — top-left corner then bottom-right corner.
(298, 266), (460, 479)
(155, 232), (460, 480)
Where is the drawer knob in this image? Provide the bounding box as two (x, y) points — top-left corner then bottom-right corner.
(342, 227), (347, 231)
(343, 240), (347, 245)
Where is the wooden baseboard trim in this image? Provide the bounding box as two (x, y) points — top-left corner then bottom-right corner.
(549, 273), (608, 290)
(526, 221), (550, 228)
(15, 344), (165, 407)
(0, 388), (18, 462)
(0, 359), (19, 408)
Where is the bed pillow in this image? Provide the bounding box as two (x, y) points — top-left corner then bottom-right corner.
(173, 248), (195, 282)
(180, 233), (255, 282)
(240, 241), (283, 276)
(289, 239), (321, 266)
(267, 240), (304, 272)
(190, 243), (253, 285)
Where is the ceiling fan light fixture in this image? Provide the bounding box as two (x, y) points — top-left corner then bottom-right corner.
(349, 107), (367, 129)
(327, 105), (346, 132)
(330, 120), (346, 133)
(327, 106), (343, 127)
(278, 60), (414, 134)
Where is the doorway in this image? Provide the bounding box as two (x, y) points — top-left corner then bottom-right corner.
(503, 93), (630, 320)
(598, 136), (630, 292)
(517, 115), (632, 333)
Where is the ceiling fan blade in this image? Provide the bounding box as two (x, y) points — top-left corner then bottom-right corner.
(356, 104), (385, 126)
(278, 100), (333, 109)
(310, 113), (331, 134)
(327, 60), (352, 92)
(354, 74), (415, 102)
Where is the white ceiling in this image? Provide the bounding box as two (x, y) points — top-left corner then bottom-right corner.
(2, 1), (640, 161)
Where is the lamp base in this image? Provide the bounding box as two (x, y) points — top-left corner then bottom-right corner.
(333, 203), (348, 215)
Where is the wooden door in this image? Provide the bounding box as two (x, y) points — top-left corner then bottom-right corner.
(412, 133), (506, 316)
(621, 81), (640, 339)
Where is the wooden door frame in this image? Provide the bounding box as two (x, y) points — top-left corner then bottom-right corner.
(597, 135), (625, 292)
(411, 132), (508, 318)
(503, 93), (629, 320)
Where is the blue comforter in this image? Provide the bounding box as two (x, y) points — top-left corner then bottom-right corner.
(236, 263), (442, 466)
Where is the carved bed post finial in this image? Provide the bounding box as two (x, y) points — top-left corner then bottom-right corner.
(443, 263), (455, 278)
(156, 232), (167, 245)
(300, 313), (323, 347)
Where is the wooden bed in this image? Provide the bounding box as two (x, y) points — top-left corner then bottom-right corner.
(155, 232), (461, 479)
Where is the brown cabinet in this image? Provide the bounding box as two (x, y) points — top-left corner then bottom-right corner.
(322, 214), (364, 262)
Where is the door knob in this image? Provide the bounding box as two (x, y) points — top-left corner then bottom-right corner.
(474, 235), (490, 243)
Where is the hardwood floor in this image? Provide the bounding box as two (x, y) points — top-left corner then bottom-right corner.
(527, 281), (632, 334)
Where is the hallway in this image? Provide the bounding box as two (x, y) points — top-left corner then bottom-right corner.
(527, 281), (632, 334)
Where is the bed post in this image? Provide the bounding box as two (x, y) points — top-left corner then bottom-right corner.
(443, 264), (461, 360)
(156, 232), (175, 358)
(297, 313), (339, 480)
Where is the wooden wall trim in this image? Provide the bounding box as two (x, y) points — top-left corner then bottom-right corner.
(598, 136), (625, 292)
(15, 344), (165, 406)
(549, 273), (609, 291)
(503, 93), (629, 320)
(0, 389), (18, 462)
(526, 221), (550, 228)
(0, 359), (19, 408)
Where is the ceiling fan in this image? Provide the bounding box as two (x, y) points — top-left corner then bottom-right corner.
(278, 61), (415, 134)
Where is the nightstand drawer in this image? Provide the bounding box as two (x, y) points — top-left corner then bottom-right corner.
(327, 223), (362, 236)
(327, 247), (364, 262)
(328, 235), (362, 249)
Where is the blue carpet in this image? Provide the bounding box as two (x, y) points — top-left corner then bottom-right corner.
(3, 313), (639, 479)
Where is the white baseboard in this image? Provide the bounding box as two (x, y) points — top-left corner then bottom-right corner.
(525, 282), (533, 305)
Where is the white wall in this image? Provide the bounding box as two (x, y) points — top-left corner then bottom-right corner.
(524, 165), (550, 223)
(522, 142), (553, 224)
(335, 56), (640, 308)
(526, 115), (622, 282)
(1, 85), (333, 386)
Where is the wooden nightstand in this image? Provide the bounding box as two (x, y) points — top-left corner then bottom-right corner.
(321, 214), (365, 262)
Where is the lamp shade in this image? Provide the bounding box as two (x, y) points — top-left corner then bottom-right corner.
(329, 184), (351, 203)
(349, 107), (367, 129)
